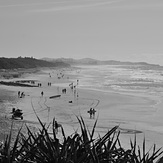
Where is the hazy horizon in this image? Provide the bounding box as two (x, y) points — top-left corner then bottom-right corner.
(0, 0), (163, 65)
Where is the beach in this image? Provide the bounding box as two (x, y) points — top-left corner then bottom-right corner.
(1, 65), (163, 151)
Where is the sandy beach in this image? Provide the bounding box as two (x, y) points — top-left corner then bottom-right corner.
(1, 66), (163, 152)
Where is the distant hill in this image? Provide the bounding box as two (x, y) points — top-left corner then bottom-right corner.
(0, 57), (70, 69)
(42, 57), (161, 67)
(42, 57), (99, 65)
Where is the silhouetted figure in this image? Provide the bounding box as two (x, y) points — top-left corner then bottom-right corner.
(87, 108), (96, 119)
(20, 92), (25, 98)
(48, 82), (51, 86)
(41, 91), (44, 96)
(89, 108), (93, 119)
(92, 108), (96, 119)
(38, 83), (42, 87)
(18, 91), (20, 97)
(62, 88), (66, 94)
(69, 83), (73, 90)
(12, 108), (16, 113)
(54, 120), (59, 134)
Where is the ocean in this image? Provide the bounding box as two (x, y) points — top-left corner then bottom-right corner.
(74, 64), (163, 95)
(65, 64), (163, 149)
(4, 64), (162, 150)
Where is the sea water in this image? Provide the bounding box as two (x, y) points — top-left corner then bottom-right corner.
(70, 64), (163, 149)
(32, 64), (163, 149)
(75, 64), (163, 95)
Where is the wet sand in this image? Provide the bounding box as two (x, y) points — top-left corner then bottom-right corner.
(0, 67), (163, 151)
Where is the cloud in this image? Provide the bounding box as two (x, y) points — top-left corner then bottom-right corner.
(0, 0), (124, 9)
(0, 1), (75, 8)
(29, 0), (126, 13)
(28, 0), (163, 13)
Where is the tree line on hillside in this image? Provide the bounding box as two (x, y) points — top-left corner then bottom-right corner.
(42, 57), (161, 67)
(0, 57), (70, 69)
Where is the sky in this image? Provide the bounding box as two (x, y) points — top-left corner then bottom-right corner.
(0, 0), (163, 65)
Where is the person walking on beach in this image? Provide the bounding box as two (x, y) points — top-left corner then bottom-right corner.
(20, 92), (25, 98)
(92, 108), (96, 119)
(55, 120), (59, 134)
(89, 108), (93, 119)
(41, 91), (44, 96)
(18, 91), (20, 97)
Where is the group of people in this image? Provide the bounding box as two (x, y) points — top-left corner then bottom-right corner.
(88, 108), (96, 119)
(18, 91), (25, 98)
(57, 72), (64, 79)
(38, 83), (42, 87)
(48, 82), (51, 86)
(62, 88), (67, 94)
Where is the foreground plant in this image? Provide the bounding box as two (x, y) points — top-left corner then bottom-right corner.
(0, 116), (162, 163)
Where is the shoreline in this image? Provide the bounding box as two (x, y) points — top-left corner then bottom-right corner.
(0, 67), (163, 150)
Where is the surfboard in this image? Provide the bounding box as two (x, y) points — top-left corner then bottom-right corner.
(49, 95), (61, 99)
